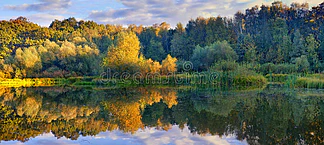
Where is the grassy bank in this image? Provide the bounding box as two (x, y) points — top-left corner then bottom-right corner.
(0, 73), (267, 89)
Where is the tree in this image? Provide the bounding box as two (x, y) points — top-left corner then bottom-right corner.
(305, 34), (319, 72)
(170, 33), (194, 60)
(15, 47), (42, 77)
(191, 41), (237, 71)
(290, 29), (306, 63)
(175, 23), (185, 33)
(318, 25), (324, 63)
(244, 44), (257, 63)
(103, 31), (141, 73)
(268, 18), (291, 63)
(236, 34), (257, 62)
(295, 55), (310, 73)
(211, 41), (238, 62)
(145, 39), (166, 62)
(161, 54), (177, 75)
(205, 16), (229, 45)
(146, 58), (162, 73)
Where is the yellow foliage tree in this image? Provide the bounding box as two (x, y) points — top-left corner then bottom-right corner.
(103, 31), (141, 73)
(161, 54), (177, 75)
(146, 58), (162, 73)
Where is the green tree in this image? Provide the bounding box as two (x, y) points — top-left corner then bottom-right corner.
(305, 34), (319, 72)
(236, 34), (257, 62)
(170, 33), (194, 60)
(295, 55), (309, 73)
(318, 25), (324, 63)
(290, 29), (306, 63)
(145, 39), (166, 62)
(268, 19), (291, 63)
(191, 41), (237, 71)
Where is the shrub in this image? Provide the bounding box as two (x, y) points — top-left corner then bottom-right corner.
(191, 41), (237, 71)
(260, 63), (297, 75)
(210, 61), (238, 72)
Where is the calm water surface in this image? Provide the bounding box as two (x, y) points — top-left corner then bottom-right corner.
(0, 85), (323, 145)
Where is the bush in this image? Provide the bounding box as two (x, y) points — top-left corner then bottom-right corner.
(233, 74), (267, 87)
(265, 74), (289, 82)
(260, 63), (297, 75)
(295, 55), (310, 73)
(191, 41), (237, 71)
(210, 61), (237, 72)
(209, 61), (267, 88)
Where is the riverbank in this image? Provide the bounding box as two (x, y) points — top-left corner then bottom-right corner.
(0, 72), (267, 89)
(266, 73), (324, 89)
(1, 73), (322, 89)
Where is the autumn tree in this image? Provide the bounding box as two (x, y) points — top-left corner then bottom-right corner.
(146, 58), (162, 74)
(103, 31), (141, 73)
(15, 47), (42, 77)
(161, 54), (177, 75)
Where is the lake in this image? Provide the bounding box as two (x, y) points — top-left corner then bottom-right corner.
(0, 85), (323, 145)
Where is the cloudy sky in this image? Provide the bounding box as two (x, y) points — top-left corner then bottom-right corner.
(0, 0), (323, 27)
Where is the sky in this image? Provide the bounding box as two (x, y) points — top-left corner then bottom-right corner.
(0, 0), (323, 27)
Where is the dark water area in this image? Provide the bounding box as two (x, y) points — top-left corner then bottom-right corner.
(0, 85), (324, 145)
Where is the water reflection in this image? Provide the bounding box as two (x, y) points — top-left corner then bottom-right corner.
(0, 86), (324, 144)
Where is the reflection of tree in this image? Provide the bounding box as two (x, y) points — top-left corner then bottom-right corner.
(103, 88), (178, 133)
(162, 91), (178, 108)
(104, 99), (144, 133)
(1, 86), (324, 144)
(0, 86), (179, 141)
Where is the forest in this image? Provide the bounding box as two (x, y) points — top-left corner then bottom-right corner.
(0, 1), (324, 86)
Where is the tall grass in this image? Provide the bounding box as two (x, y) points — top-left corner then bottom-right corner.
(266, 74), (289, 82)
(295, 77), (324, 89)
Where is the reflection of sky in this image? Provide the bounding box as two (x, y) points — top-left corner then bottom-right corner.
(0, 125), (247, 145)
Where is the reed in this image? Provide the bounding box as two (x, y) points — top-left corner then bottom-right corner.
(295, 77), (324, 89)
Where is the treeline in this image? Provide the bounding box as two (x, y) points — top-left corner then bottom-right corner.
(1, 1), (324, 78)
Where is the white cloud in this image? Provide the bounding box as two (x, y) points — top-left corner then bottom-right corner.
(2, 0), (323, 27)
(28, 13), (65, 26)
(87, 0), (237, 26)
(87, 0), (323, 27)
(5, 0), (71, 14)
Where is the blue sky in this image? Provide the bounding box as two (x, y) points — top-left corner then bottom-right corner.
(0, 0), (322, 27)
